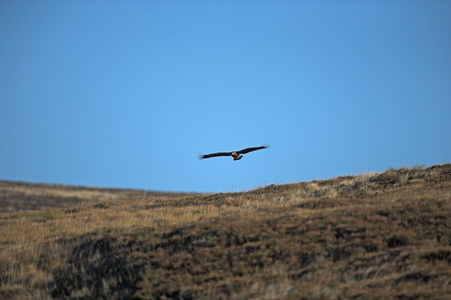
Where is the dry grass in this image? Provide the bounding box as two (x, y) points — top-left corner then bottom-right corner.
(0, 180), (194, 213)
(0, 164), (450, 299)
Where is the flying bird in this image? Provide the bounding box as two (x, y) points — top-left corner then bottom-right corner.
(198, 145), (269, 161)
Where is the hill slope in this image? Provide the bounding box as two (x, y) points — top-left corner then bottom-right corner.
(1, 164), (450, 299)
(0, 180), (195, 213)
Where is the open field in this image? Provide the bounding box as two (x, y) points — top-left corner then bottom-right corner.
(1, 164), (450, 299)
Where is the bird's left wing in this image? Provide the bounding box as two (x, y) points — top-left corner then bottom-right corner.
(236, 145), (269, 155)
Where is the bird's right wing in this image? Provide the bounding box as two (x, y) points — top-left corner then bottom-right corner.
(198, 152), (231, 159)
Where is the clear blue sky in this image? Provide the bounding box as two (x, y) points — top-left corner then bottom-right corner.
(1, 1), (450, 193)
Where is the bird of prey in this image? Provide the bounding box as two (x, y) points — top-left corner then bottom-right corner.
(198, 145), (269, 161)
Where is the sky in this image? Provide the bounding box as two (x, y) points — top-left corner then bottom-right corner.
(1, 1), (450, 193)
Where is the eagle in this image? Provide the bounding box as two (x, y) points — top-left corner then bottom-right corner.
(198, 145), (269, 161)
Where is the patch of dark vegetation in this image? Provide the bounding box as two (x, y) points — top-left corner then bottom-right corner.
(94, 201), (112, 209)
(297, 198), (365, 209)
(51, 232), (143, 299)
(420, 249), (451, 263)
(387, 234), (410, 248)
(395, 271), (437, 284)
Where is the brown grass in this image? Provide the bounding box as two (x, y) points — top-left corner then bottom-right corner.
(0, 164), (450, 299)
(0, 180), (195, 213)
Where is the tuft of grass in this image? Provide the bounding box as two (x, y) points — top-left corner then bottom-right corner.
(94, 200), (112, 209)
(0, 163), (450, 299)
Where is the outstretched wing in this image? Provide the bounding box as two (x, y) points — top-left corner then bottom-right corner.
(198, 152), (231, 159)
(236, 145), (269, 155)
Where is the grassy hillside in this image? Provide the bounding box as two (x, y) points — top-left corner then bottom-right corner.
(1, 164), (450, 299)
(0, 181), (194, 213)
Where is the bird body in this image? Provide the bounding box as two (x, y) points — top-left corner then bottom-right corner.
(199, 145), (269, 161)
